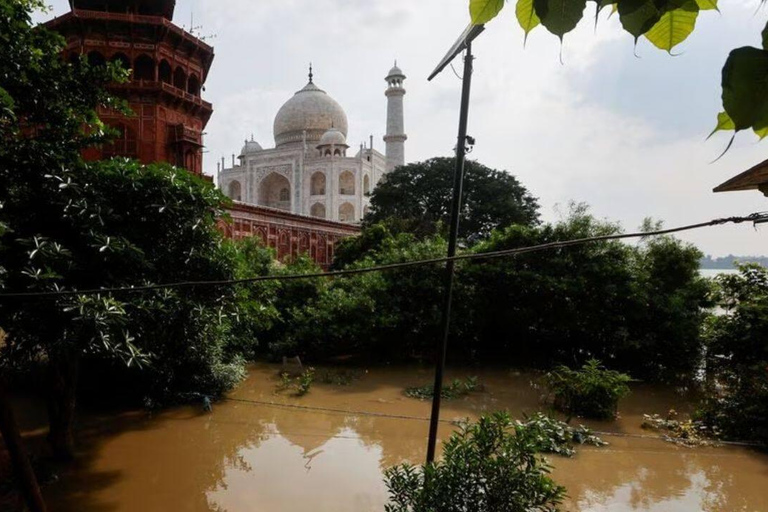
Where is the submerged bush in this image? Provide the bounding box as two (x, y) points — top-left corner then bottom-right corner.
(545, 360), (632, 419)
(384, 412), (565, 512)
(516, 413), (607, 457)
(404, 376), (481, 400)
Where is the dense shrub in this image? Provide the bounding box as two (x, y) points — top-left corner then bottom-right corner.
(269, 232), (448, 361)
(698, 265), (768, 443)
(463, 206), (709, 380)
(545, 360), (632, 419)
(384, 413), (565, 512)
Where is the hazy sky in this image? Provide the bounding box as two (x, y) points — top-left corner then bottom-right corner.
(35, 0), (768, 256)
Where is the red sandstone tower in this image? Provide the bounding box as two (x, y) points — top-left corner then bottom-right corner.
(45, 0), (214, 176)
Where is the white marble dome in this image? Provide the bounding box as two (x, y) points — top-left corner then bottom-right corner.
(318, 127), (347, 147)
(240, 138), (263, 156)
(273, 81), (348, 148)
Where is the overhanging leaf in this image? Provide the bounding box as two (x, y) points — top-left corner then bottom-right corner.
(763, 21), (768, 51)
(644, 1), (699, 53)
(721, 46), (768, 132)
(707, 111), (735, 139)
(470, 0), (506, 24)
(533, 0), (588, 40)
(694, 0), (717, 11)
(618, 0), (661, 39)
(516, 0), (541, 43)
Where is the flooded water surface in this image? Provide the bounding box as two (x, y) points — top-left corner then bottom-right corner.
(34, 365), (768, 511)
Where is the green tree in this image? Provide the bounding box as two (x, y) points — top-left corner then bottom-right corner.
(463, 205), (709, 379)
(699, 265), (768, 442)
(469, 0), (768, 144)
(365, 157), (539, 242)
(0, 0), (262, 460)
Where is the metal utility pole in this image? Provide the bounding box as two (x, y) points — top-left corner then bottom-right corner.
(425, 24), (484, 464)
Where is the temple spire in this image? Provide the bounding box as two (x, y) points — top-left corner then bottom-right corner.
(308, 62), (314, 83)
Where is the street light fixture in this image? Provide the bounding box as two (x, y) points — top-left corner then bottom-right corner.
(425, 22), (485, 464)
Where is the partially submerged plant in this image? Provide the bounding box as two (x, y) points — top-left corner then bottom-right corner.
(384, 412), (565, 512)
(545, 360), (632, 420)
(404, 376), (482, 400)
(316, 368), (363, 386)
(276, 367), (315, 397)
(516, 412), (607, 457)
(642, 410), (721, 447)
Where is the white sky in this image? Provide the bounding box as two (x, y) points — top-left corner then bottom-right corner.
(35, 0), (768, 256)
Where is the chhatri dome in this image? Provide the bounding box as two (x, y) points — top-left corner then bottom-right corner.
(239, 136), (263, 156)
(273, 66), (349, 148)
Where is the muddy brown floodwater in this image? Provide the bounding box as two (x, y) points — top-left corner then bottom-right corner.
(21, 364), (768, 511)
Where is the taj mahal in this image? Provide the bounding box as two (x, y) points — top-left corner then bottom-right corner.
(217, 63), (408, 223)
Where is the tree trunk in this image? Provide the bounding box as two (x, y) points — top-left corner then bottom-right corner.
(0, 380), (48, 512)
(46, 353), (79, 462)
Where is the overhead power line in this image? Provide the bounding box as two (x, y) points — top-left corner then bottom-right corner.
(0, 212), (765, 301)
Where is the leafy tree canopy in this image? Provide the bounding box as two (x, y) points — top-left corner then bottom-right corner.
(469, 0), (768, 145)
(364, 157), (540, 242)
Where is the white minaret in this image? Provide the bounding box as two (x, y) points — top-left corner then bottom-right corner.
(384, 62), (407, 173)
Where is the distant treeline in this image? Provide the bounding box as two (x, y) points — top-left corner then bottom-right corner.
(700, 255), (768, 269)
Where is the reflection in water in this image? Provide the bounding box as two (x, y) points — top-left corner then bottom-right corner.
(34, 364), (768, 512)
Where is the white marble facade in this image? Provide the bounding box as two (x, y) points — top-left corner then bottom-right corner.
(217, 64), (407, 224)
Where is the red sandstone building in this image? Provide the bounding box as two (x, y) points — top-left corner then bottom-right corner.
(45, 0), (359, 266)
(45, 0), (213, 176)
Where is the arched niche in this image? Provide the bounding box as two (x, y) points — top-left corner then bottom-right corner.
(188, 74), (201, 96)
(110, 52), (130, 72)
(159, 60), (172, 84)
(338, 202), (355, 223)
(258, 173), (291, 211)
(134, 54), (155, 81)
(173, 67), (187, 90)
(310, 202), (326, 219)
(228, 180), (242, 202)
(310, 172), (326, 196)
(339, 171), (355, 195)
(364, 175), (371, 195)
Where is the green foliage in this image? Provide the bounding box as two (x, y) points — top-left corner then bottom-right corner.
(405, 376), (482, 400)
(698, 265), (768, 443)
(275, 232), (448, 361)
(471, 0), (767, 142)
(464, 206), (709, 380)
(516, 0), (541, 43)
(545, 360), (632, 419)
(384, 412), (566, 512)
(365, 157), (540, 242)
(277, 367), (315, 396)
(516, 412), (607, 456)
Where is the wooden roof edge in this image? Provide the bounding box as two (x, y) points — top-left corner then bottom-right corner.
(714, 157), (768, 193)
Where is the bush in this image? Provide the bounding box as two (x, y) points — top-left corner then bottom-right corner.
(384, 412), (565, 512)
(270, 232), (447, 361)
(405, 376), (481, 400)
(698, 265), (768, 443)
(463, 206), (709, 380)
(545, 360), (632, 419)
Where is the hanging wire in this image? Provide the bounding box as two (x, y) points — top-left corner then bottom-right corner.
(0, 212), (765, 301)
